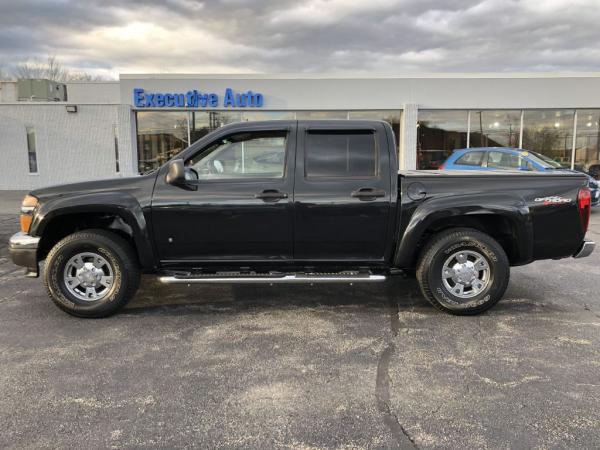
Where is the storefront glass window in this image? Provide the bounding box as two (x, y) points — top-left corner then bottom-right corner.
(574, 110), (600, 178)
(521, 109), (575, 168)
(136, 112), (188, 173)
(348, 110), (401, 154)
(190, 111), (242, 144)
(242, 111), (296, 122)
(417, 110), (468, 169)
(296, 111), (349, 119)
(469, 110), (521, 148)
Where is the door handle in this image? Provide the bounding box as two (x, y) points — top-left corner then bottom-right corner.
(351, 187), (386, 199)
(255, 189), (288, 201)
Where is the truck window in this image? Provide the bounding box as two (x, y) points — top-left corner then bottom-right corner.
(305, 130), (377, 178)
(455, 151), (484, 166)
(188, 130), (287, 180)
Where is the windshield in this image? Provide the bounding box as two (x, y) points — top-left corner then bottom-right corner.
(525, 151), (565, 169)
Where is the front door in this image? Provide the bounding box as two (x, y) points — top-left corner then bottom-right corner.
(151, 122), (296, 264)
(293, 121), (393, 261)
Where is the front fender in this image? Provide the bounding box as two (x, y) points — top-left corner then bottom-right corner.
(31, 191), (156, 269)
(394, 193), (533, 268)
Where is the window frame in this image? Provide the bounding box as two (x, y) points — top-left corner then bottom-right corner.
(303, 129), (380, 181)
(184, 128), (291, 183)
(25, 125), (39, 175)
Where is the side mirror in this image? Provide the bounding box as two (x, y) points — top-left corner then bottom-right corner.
(166, 159), (186, 185)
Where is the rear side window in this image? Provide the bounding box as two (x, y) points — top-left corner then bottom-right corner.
(305, 131), (377, 178)
(455, 151), (484, 166)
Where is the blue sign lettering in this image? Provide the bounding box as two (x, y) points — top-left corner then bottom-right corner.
(133, 88), (145, 107)
(133, 88), (264, 108)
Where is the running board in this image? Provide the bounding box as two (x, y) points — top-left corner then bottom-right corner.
(159, 273), (386, 284)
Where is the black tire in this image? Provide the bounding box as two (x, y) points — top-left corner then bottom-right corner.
(43, 229), (140, 318)
(416, 228), (509, 315)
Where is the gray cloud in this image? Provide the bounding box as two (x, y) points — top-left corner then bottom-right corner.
(1, 0), (600, 77)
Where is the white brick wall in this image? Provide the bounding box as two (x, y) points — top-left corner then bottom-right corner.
(0, 104), (136, 190)
(65, 82), (121, 104)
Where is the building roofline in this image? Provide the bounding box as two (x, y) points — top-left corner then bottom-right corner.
(0, 102), (123, 106)
(120, 72), (600, 80)
(65, 81), (120, 84)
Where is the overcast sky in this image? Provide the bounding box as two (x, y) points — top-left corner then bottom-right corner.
(1, 0), (600, 78)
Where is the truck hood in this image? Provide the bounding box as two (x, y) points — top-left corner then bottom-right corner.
(29, 174), (157, 201)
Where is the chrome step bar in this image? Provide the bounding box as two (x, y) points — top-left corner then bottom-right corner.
(159, 274), (386, 284)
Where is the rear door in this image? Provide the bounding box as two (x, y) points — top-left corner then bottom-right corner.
(293, 121), (392, 261)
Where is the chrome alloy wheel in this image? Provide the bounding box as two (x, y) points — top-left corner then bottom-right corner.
(442, 250), (490, 299)
(63, 252), (114, 301)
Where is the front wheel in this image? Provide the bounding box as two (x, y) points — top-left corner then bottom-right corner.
(44, 230), (141, 318)
(416, 228), (510, 315)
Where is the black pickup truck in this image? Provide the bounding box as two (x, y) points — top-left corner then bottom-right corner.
(9, 120), (595, 318)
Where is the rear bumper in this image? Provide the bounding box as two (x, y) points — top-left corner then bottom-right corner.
(592, 188), (600, 206)
(573, 240), (595, 258)
(9, 232), (40, 277)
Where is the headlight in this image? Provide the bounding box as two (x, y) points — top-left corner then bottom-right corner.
(20, 194), (38, 233)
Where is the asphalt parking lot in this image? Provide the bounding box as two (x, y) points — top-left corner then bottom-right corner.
(1, 191), (599, 449)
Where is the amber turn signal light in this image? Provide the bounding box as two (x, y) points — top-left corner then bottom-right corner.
(20, 214), (33, 234)
(20, 194), (38, 233)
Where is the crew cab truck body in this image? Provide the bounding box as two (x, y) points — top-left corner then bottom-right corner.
(9, 120), (595, 318)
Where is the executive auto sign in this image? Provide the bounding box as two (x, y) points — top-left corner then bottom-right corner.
(133, 88), (264, 108)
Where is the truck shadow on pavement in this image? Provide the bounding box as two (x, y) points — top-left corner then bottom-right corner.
(122, 275), (558, 317)
(124, 276), (422, 316)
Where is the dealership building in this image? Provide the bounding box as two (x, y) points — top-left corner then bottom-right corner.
(2, 73), (600, 190)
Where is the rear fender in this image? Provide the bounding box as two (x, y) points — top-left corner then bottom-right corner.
(394, 193), (533, 268)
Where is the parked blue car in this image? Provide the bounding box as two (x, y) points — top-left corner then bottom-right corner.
(441, 147), (600, 206)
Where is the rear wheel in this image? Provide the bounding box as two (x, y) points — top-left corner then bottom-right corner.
(43, 230), (140, 318)
(416, 228), (509, 315)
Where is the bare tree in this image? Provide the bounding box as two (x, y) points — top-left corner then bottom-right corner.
(13, 56), (109, 82)
(67, 71), (108, 82)
(15, 56), (67, 81)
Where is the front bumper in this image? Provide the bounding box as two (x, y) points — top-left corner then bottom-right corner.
(573, 240), (595, 258)
(9, 232), (40, 277)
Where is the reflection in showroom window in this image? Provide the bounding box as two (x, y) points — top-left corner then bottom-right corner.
(575, 110), (600, 179)
(136, 111), (189, 173)
(187, 131), (287, 180)
(469, 110), (521, 148)
(417, 110), (468, 170)
(521, 110), (575, 168)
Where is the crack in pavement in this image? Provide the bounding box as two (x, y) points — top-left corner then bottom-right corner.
(375, 294), (418, 449)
